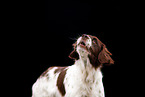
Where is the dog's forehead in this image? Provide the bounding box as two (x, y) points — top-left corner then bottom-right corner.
(73, 34), (100, 46)
(76, 35), (92, 43)
(88, 35), (98, 40)
(89, 35), (103, 44)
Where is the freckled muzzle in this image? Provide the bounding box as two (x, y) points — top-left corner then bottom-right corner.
(78, 41), (87, 48)
(77, 34), (92, 51)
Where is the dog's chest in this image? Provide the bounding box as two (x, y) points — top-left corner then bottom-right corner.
(64, 65), (105, 97)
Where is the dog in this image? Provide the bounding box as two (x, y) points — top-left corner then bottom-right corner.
(32, 34), (114, 97)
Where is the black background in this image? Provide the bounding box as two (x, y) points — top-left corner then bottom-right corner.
(5, 0), (140, 97)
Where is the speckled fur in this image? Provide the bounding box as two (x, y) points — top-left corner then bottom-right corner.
(32, 34), (111, 97)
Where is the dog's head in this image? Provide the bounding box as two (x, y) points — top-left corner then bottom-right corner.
(69, 34), (114, 68)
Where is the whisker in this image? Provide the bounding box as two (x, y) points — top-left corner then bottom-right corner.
(76, 33), (82, 39)
(69, 37), (77, 40)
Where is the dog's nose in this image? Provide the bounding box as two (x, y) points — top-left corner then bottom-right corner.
(82, 34), (89, 39)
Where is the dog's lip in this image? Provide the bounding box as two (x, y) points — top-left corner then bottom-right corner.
(78, 41), (88, 49)
(79, 41), (86, 47)
(80, 41), (85, 46)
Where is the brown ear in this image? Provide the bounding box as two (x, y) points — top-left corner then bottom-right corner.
(69, 42), (79, 60)
(69, 50), (79, 60)
(98, 45), (114, 65)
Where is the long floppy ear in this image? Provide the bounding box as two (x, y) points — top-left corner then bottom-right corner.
(98, 45), (114, 65)
(68, 43), (79, 60)
(69, 50), (79, 60)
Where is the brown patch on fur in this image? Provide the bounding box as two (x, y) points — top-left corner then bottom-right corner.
(88, 35), (114, 68)
(54, 67), (67, 73)
(39, 67), (54, 78)
(57, 68), (67, 96)
(98, 45), (114, 65)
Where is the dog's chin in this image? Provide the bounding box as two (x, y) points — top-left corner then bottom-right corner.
(76, 45), (89, 59)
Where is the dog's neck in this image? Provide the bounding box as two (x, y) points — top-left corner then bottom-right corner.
(74, 57), (101, 84)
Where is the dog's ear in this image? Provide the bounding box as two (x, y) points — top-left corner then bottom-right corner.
(69, 50), (79, 60)
(98, 45), (114, 65)
(68, 43), (79, 60)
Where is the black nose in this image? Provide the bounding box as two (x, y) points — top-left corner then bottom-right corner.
(82, 34), (89, 39)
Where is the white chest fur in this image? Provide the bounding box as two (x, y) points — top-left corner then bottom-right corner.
(64, 59), (105, 97)
(32, 59), (105, 97)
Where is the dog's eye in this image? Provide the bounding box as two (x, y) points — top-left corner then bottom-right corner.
(92, 38), (97, 44)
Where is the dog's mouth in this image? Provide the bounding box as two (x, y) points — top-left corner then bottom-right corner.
(78, 41), (88, 50)
(80, 41), (85, 46)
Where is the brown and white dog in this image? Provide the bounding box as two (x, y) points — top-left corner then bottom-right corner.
(32, 34), (114, 97)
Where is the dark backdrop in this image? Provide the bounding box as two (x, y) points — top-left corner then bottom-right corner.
(9, 0), (137, 97)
